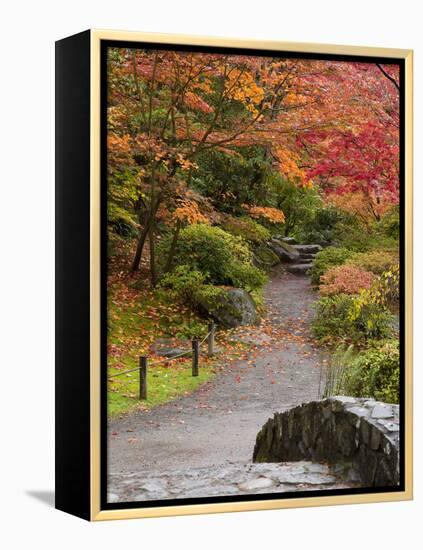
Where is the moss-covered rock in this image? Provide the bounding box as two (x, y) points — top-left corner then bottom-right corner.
(199, 287), (258, 328)
(254, 245), (280, 267)
(268, 239), (300, 263)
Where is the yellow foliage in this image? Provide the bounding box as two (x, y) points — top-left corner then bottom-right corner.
(243, 205), (285, 224)
(172, 200), (210, 225)
(274, 145), (312, 187)
(176, 154), (198, 172)
(226, 70), (265, 116)
(328, 192), (390, 224)
(108, 134), (132, 155)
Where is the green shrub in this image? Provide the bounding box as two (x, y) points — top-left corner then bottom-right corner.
(343, 340), (400, 403)
(378, 206), (400, 239)
(350, 264), (400, 317)
(108, 204), (138, 238)
(297, 206), (354, 246)
(312, 293), (393, 344)
(228, 259), (268, 290)
(330, 212), (398, 252)
(378, 264), (400, 309)
(191, 146), (274, 214)
(220, 215), (271, 245)
(312, 294), (354, 342)
(331, 220), (373, 251)
(310, 247), (354, 286)
(159, 265), (223, 310)
(272, 178), (322, 239)
(159, 224), (267, 291)
(347, 249), (399, 275)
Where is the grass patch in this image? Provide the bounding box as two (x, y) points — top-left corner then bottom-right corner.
(108, 357), (214, 416)
(107, 279), (250, 417)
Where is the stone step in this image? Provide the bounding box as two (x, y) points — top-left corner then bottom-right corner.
(108, 461), (359, 503)
(280, 236), (297, 245)
(300, 252), (316, 260)
(286, 263), (312, 275)
(268, 240), (300, 263)
(292, 244), (322, 255)
(272, 235), (297, 245)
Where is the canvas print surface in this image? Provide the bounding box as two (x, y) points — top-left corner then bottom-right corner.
(105, 45), (402, 505)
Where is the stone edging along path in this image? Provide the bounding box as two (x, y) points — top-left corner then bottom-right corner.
(253, 396), (400, 487)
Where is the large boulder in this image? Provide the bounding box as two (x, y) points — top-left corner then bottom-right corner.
(268, 239), (300, 263)
(200, 287), (257, 328)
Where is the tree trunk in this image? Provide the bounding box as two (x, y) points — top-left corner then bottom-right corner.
(163, 220), (182, 274)
(131, 218), (150, 273)
(149, 222), (157, 287)
(130, 194), (162, 273)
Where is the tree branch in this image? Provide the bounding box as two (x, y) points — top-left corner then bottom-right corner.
(376, 63), (400, 92)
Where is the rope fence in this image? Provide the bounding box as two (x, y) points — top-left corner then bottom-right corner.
(108, 321), (216, 400)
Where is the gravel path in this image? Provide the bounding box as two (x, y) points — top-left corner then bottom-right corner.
(108, 269), (326, 479)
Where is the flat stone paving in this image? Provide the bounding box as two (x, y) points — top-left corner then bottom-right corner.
(108, 461), (358, 503)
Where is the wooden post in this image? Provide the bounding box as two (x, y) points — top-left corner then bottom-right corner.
(192, 340), (199, 377)
(207, 321), (215, 357)
(139, 356), (147, 400)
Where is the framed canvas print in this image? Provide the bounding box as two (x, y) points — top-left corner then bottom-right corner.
(55, 29), (413, 521)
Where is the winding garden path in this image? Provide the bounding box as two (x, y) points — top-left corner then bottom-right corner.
(108, 268), (344, 502)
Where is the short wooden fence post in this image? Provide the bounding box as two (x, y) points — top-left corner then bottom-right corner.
(192, 340), (199, 376)
(139, 356), (148, 400)
(207, 321), (215, 357)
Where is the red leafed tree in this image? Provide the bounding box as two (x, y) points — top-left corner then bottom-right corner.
(300, 62), (400, 208)
(107, 48), (400, 282)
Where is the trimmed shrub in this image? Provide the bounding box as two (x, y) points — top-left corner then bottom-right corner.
(310, 246), (354, 286)
(347, 249), (399, 275)
(159, 224), (267, 291)
(319, 265), (375, 296)
(220, 215), (271, 245)
(343, 340), (400, 403)
(312, 293), (393, 344)
(159, 265), (223, 310)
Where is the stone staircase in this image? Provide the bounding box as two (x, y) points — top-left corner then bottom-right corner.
(287, 243), (322, 275)
(268, 236), (322, 276)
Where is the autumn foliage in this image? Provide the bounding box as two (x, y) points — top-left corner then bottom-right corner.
(319, 264), (375, 296)
(106, 47), (400, 284)
(105, 46), (401, 414)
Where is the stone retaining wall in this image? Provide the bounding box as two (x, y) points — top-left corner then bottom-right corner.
(253, 397), (400, 487)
